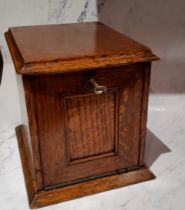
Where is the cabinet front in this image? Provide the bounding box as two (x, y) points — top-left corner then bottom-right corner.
(24, 63), (145, 188)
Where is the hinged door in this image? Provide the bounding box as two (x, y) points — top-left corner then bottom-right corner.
(24, 63), (147, 188)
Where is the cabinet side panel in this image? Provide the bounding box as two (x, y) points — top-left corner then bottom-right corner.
(22, 76), (43, 189)
(139, 63), (151, 165)
(118, 66), (143, 166)
(16, 75), (38, 196)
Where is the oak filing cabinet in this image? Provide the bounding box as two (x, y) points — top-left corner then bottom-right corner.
(5, 22), (159, 208)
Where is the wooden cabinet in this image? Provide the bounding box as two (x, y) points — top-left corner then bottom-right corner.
(5, 22), (159, 208)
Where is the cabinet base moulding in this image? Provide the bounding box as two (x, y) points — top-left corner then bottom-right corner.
(16, 125), (155, 209)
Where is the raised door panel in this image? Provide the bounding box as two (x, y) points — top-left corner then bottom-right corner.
(64, 91), (118, 164)
(24, 63), (144, 188)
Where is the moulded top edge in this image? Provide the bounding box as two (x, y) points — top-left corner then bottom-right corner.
(5, 22), (159, 75)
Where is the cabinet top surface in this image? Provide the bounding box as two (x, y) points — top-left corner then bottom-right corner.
(5, 22), (159, 75)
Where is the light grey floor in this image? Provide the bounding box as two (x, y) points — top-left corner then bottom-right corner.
(0, 93), (185, 210)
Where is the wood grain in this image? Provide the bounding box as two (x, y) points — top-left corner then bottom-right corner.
(5, 22), (159, 75)
(16, 125), (155, 209)
(64, 91), (117, 163)
(15, 126), (37, 205)
(32, 167), (155, 209)
(139, 63), (151, 165)
(23, 82), (43, 189)
(22, 63), (144, 187)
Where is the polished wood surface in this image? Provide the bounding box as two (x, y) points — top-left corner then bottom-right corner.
(33, 168), (155, 209)
(65, 92), (116, 162)
(5, 22), (159, 75)
(16, 126), (155, 209)
(5, 22), (159, 208)
(139, 63), (151, 165)
(24, 87), (43, 189)
(23, 63), (144, 187)
(16, 126), (37, 205)
(0, 49), (3, 84)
